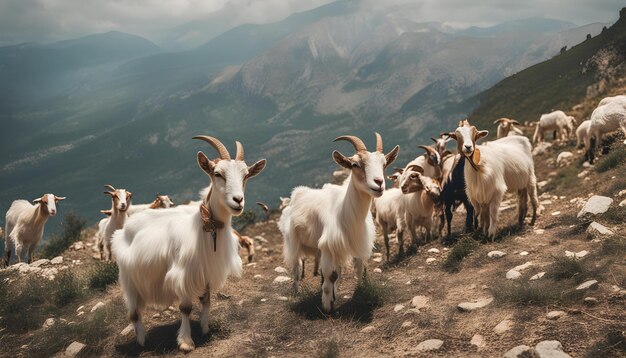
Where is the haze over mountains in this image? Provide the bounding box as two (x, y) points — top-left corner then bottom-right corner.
(0, 0), (612, 227)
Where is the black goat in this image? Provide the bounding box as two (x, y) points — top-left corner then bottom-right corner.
(440, 154), (476, 243)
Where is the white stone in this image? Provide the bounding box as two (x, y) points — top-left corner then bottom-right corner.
(551, 211), (561, 216)
(519, 251), (529, 256)
(537, 180), (549, 189)
(394, 304), (405, 312)
(76, 305), (85, 312)
(493, 319), (513, 334)
(90, 301), (105, 313)
(504, 345), (535, 358)
(428, 248), (440, 254)
(73, 241), (84, 250)
(556, 151), (573, 165)
(506, 270), (521, 280)
(470, 334), (486, 348)
(578, 195), (613, 218)
(535, 340), (571, 358)
(411, 295), (429, 310)
(587, 222), (614, 236)
(260, 298), (267, 302)
(360, 326), (376, 333)
(577, 170), (589, 178)
(274, 266), (288, 274)
(546, 310), (566, 320)
(253, 274), (263, 279)
(401, 320), (412, 328)
(530, 272), (545, 280)
(372, 257), (382, 263)
(373, 268), (382, 273)
(416, 339), (444, 351)
(372, 252), (383, 258)
(620, 199), (626, 207)
(457, 297), (493, 312)
(120, 324), (134, 336)
(426, 258), (436, 263)
(43, 317), (55, 329)
(565, 250), (588, 259)
(534, 229), (545, 235)
(487, 250), (506, 258)
(533, 142), (552, 156)
(584, 297), (598, 305)
(65, 341), (86, 357)
(272, 276), (291, 284)
(576, 280), (598, 290)
(50, 256), (63, 265)
(31, 259), (50, 267)
(276, 296), (289, 301)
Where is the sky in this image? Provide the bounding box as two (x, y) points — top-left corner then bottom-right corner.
(0, 0), (623, 47)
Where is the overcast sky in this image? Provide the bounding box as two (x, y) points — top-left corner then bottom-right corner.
(0, 0), (623, 47)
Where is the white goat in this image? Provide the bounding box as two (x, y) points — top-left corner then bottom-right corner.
(587, 101), (626, 163)
(405, 145), (441, 179)
(112, 136), (265, 351)
(430, 134), (453, 156)
(576, 119), (592, 149)
(3, 194), (65, 265)
(398, 164), (441, 244)
(278, 196), (291, 210)
(494, 118), (524, 139)
(533, 110), (576, 143)
(373, 188), (405, 261)
(448, 120), (539, 240)
(98, 185), (132, 262)
(125, 195), (174, 216)
(598, 94), (626, 107)
(282, 133), (398, 312)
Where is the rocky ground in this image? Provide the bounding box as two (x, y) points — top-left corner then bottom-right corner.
(1, 133), (625, 358)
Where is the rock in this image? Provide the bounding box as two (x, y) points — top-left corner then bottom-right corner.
(546, 311), (566, 320)
(372, 257), (383, 263)
(535, 340), (571, 358)
(533, 142), (552, 156)
(360, 326), (376, 333)
(253, 274), (263, 279)
(487, 250), (506, 258)
(565, 250), (588, 259)
(76, 305), (85, 312)
(530, 272), (545, 281)
(428, 248), (440, 254)
(411, 296), (430, 310)
(587, 222), (614, 236)
(426, 257), (436, 263)
(576, 280), (599, 291)
(504, 345), (535, 358)
(494, 319), (513, 334)
(260, 298), (267, 302)
(50, 256), (63, 265)
(470, 334), (486, 348)
(551, 211), (561, 216)
(506, 270), (522, 280)
(73, 241), (84, 250)
(272, 276), (291, 284)
(373, 268), (382, 273)
(401, 320), (412, 328)
(519, 251), (529, 256)
(556, 151), (573, 165)
(583, 297), (598, 306)
(457, 297), (494, 312)
(120, 324), (134, 336)
(534, 229), (545, 235)
(65, 341), (86, 357)
(43, 317), (55, 329)
(537, 180), (549, 189)
(416, 339), (444, 351)
(577, 195), (613, 218)
(394, 304), (405, 312)
(620, 199), (626, 207)
(31, 259), (50, 267)
(372, 252), (383, 258)
(274, 266), (288, 274)
(276, 296), (289, 301)
(90, 302), (105, 313)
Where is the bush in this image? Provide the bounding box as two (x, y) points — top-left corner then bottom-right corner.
(492, 279), (582, 306)
(53, 270), (83, 306)
(443, 237), (478, 272)
(40, 213), (86, 259)
(595, 141), (626, 173)
(89, 262), (119, 291)
(547, 256), (584, 281)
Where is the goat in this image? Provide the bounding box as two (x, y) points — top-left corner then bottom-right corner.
(576, 119), (591, 150)
(233, 229), (255, 263)
(281, 133), (398, 312)
(398, 164), (442, 245)
(405, 145), (441, 179)
(373, 187), (405, 261)
(97, 185), (132, 262)
(112, 135), (266, 351)
(447, 120), (539, 240)
(3, 194), (65, 266)
(587, 101), (626, 163)
(126, 195), (174, 216)
(533, 110), (576, 144)
(439, 154), (476, 243)
(278, 196), (291, 210)
(494, 118), (524, 139)
(430, 134), (453, 156)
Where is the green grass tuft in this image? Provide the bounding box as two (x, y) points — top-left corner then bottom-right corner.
(40, 213), (86, 259)
(88, 262), (119, 291)
(547, 256), (585, 281)
(443, 237), (479, 272)
(492, 279), (582, 306)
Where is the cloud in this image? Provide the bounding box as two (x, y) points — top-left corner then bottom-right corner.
(0, 0), (622, 47)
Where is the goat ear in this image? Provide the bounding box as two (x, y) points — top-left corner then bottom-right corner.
(445, 132), (457, 141)
(33, 198), (42, 203)
(493, 119), (503, 124)
(384, 145), (400, 168)
(332, 150), (353, 169)
(197, 151), (215, 176)
(100, 209), (112, 216)
(475, 130), (489, 140)
(511, 120), (522, 126)
(103, 191), (114, 197)
(247, 159), (267, 179)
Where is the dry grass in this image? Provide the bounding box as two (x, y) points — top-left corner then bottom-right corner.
(443, 237), (479, 273)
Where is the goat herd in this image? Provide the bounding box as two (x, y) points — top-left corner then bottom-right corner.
(2, 94), (625, 351)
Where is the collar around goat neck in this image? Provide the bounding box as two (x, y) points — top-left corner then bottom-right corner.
(463, 149), (481, 172)
(199, 188), (225, 251)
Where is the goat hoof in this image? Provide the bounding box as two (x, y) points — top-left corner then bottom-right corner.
(179, 342), (195, 352)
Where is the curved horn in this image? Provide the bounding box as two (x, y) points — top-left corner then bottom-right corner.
(511, 119), (521, 126)
(235, 141), (244, 161)
(375, 132), (383, 153)
(417, 145), (434, 154)
(54, 196), (66, 201)
(333, 135), (367, 152)
(193, 135), (231, 160)
(406, 164), (424, 174)
(104, 184), (116, 191)
(431, 137), (438, 143)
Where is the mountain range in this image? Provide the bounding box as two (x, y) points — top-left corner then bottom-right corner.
(0, 0), (614, 229)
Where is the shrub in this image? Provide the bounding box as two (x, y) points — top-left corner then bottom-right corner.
(40, 213), (86, 259)
(492, 279), (582, 306)
(53, 270), (83, 306)
(443, 237), (478, 272)
(595, 142), (626, 173)
(89, 262), (119, 291)
(547, 256), (584, 281)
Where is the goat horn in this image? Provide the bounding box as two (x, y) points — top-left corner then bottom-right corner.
(417, 145), (433, 153)
(104, 184), (116, 191)
(375, 132), (383, 153)
(511, 119), (521, 126)
(333, 135), (367, 152)
(235, 141), (244, 161)
(55, 196), (66, 201)
(193, 135), (231, 160)
(493, 118), (504, 124)
(407, 164), (424, 174)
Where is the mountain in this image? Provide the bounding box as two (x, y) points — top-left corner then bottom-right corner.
(0, 1), (616, 231)
(459, 18), (578, 37)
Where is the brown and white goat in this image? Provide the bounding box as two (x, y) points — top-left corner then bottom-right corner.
(98, 185), (132, 262)
(494, 118), (524, 139)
